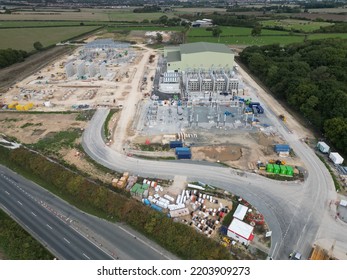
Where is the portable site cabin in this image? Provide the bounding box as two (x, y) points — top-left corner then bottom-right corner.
(317, 141), (330, 154)
(329, 152), (344, 165)
(227, 218), (254, 246)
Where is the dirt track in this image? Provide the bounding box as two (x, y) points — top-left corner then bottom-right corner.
(0, 46), (73, 93)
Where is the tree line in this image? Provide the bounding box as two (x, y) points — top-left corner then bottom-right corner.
(0, 146), (232, 260)
(0, 49), (28, 69)
(240, 38), (347, 155)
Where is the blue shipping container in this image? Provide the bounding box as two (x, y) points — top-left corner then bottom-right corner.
(170, 141), (183, 149)
(177, 154), (192, 159)
(143, 199), (150, 206)
(175, 147), (190, 155)
(275, 144), (290, 152)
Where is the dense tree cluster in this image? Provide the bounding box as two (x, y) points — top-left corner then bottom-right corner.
(0, 209), (53, 259)
(315, 23), (347, 34)
(240, 39), (347, 155)
(0, 147), (232, 260)
(133, 5), (161, 13)
(0, 49), (28, 68)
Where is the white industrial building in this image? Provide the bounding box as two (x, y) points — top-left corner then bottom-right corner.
(233, 204), (248, 221)
(65, 62), (75, 77)
(227, 218), (254, 246)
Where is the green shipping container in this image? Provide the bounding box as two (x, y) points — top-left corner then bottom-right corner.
(273, 164), (280, 174)
(286, 166), (294, 177)
(131, 183), (141, 193)
(280, 165), (287, 175)
(266, 164), (274, 173)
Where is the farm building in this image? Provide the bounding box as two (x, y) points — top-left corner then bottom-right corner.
(164, 42), (234, 72)
(227, 218), (254, 246)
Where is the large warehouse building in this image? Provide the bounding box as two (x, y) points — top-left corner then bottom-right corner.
(164, 42), (234, 72)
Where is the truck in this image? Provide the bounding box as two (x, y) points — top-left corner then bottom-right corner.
(279, 114), (286, 122)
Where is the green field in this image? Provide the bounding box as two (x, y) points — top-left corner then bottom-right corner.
(188, 26), (290, 37)
(260, 19), (334, 32)
(107, 26), (183, 32)
(0, 21), (105, 28)
(187, 35), (304, 45)
(0, 26), (100, 51)
(187, 32), (347, 45)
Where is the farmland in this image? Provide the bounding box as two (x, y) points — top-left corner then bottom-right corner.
(260, 19), (334, 32)
(0, 21), (105, 28)
(0, 26), (100, 51)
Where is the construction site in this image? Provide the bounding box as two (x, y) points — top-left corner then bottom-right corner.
(0, 39), (155, 111)
(0, 38), (303, 257)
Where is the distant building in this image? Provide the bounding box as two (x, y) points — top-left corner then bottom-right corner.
(192, 19), (213, 28)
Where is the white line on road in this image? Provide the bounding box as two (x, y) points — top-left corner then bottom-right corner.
(46, 224), (52, 230)
(17, 200), (23, 206)
(5, 191), (10, 195)
(63, 238), (70, 244)
(83, 253), (90, 260)
(31, 212), (37, 217)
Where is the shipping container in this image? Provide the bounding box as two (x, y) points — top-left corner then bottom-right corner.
(142, 199), (150, 206)
(175, 147), (190, 155)
(274, 144), (290, 153)
(177, 152), (191, 159)
(273, 164), (280, 174)
(266, 164), (274, 173)
(286, 166), (294, 177)
(280, 165), (287, 175)
(170, 141), (183, 149)
(317, 142), (330, 154)
(329, 152), (344, 165)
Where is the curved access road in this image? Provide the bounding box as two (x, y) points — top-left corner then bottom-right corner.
(0, 165), (177, 260)
(82, 107), (346, 259)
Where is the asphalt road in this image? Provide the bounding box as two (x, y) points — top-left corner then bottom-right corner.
(82, 107), (342, 260)
(0, 165), (177, 260)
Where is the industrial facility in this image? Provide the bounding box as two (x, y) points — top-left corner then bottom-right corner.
(160, 42), (238, 98)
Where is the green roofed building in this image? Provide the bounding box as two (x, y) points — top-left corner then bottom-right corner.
(164, 42), (234, 72)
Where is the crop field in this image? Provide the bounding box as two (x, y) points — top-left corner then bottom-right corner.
(187, 35), (305, 45)
(188, 26), (290, 37)
(260, 19), (334, 32)
(0, 8), (175, 22)
(0, 26), (99, 51)
(0, 21), (105, 28)
(174, 7), (227, 14)
(107, 26), (183, 32)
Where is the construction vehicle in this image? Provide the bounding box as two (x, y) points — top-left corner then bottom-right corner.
(279, 114), (286, 122)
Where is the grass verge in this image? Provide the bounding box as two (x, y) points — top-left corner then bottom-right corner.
(317, 154), (341, 191)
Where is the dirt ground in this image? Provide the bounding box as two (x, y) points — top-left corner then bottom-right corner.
(0, 112), (85, 144)
(0, 46), (72, 93)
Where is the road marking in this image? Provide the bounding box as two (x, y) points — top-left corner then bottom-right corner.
(83, 253), (90, 260)
(5, 191), (10, 195)
(31, 212), (37, 217)
(63, 237), (70, 244)
(46, 224), (52, 230)
(17, 201), (23, 206)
